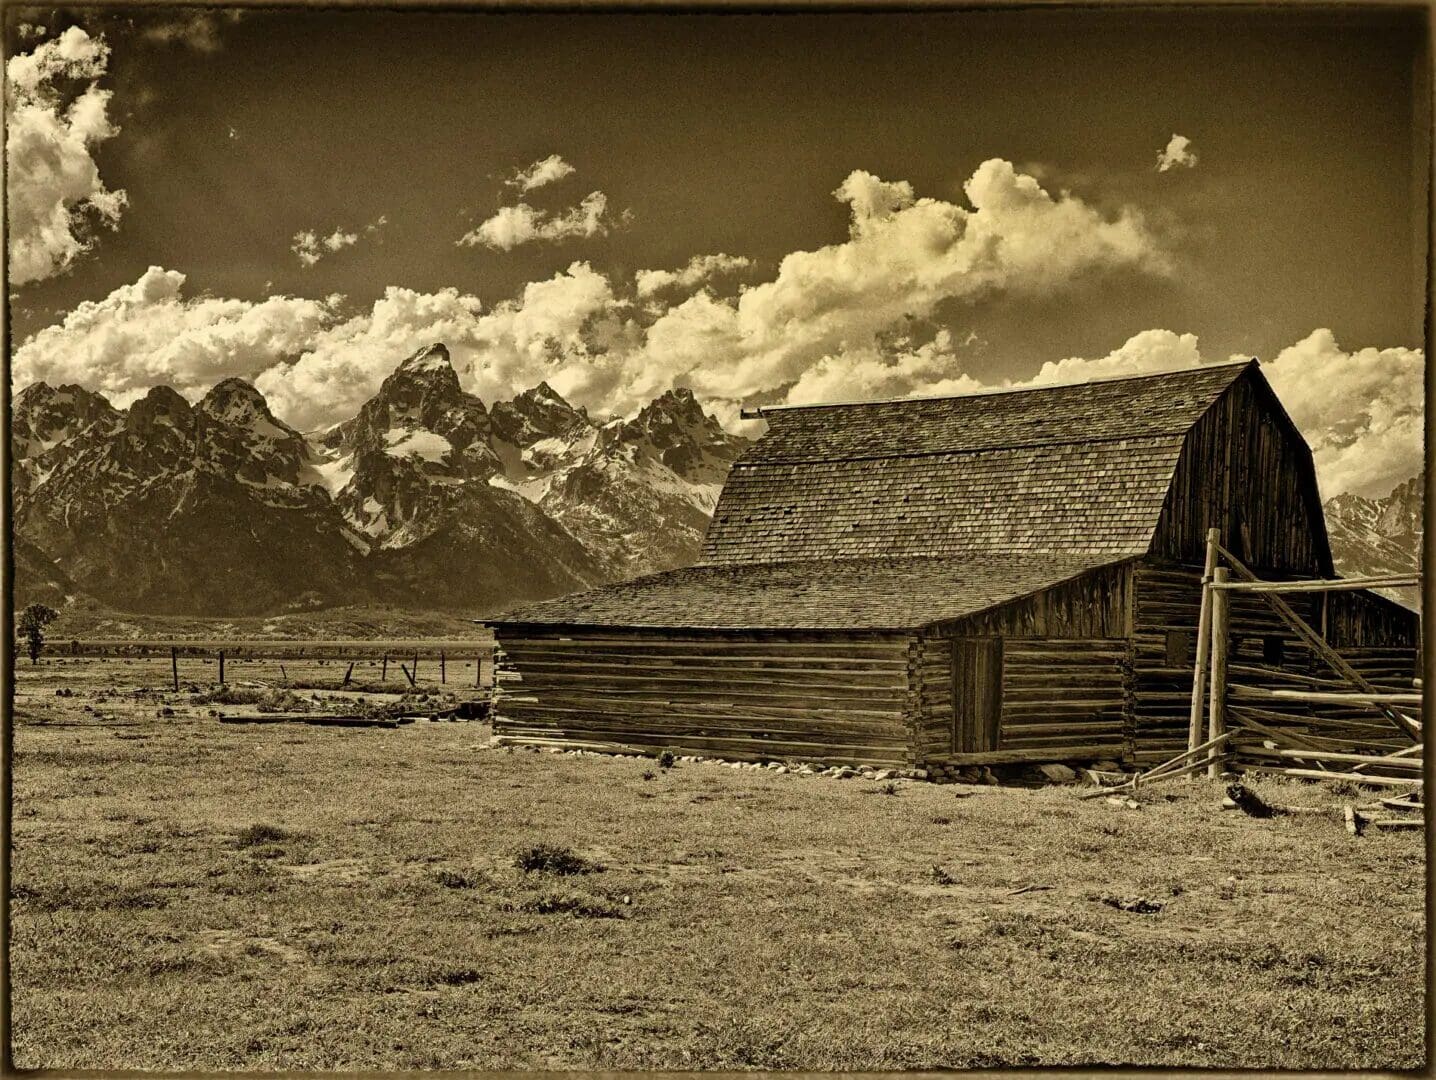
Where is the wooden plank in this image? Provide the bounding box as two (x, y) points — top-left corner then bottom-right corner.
(1212, 575), (1420, 593)
(1229, 685), (1423, 707)
(940, 745), (1120, 765)
(1231, 764), (1423, 788)
(1188, 527), (1219, 755)
(1207, 566), (1230, 777)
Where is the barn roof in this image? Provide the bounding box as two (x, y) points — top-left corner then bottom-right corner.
(702, 360), (1256, 565)
(486, 554), (1125, 631)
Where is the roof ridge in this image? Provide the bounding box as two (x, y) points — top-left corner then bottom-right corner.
(742, 358), (1256, 417)
(728, 428), (1186, 468)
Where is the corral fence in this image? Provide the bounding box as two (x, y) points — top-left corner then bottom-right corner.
(1185, 527), (1421, 789)
(46, 639), (499, 691)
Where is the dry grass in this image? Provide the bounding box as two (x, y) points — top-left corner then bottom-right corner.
(8, 658), (1427, 1071)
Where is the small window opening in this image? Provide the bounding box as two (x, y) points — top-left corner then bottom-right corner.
(1263, 636), (1285, 666)
(1165, 629), (1195, 668)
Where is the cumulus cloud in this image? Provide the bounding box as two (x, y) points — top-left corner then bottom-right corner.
(17, 159), (1170, 435)
(457, 191), (613, 251)
(634, 253), (753, 298)
(11, 266), (336, 405)
(290, 216), (386, 267)
(1261, 329), (1423, 500)
(1029, 328), (1202, 384)
(5, 26), (127, 285)
(506, 153), (576, 193)
(1011, 326), (1423, 499)
(1156, 133), (1198, 172)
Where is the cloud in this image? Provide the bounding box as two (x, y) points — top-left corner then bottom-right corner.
(457, 191), (613, 251)
(1260, 329), (1423, 500)
(290, 217), (386, 267)
(5, 26), (127, 285)
(11, 266), (336, 405)
(506, 153), (576, 193)
(1029, 328), (1202, 384)
(634, 253), (753, 299)
(17, 158), (1168, 437)
(1156, 133), (1198, 172)
(1010, 326), (1423, 499)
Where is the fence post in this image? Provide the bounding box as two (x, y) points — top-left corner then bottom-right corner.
(1187, 527), (1220, 757)
(441, 651), (446, 684)
(1207, 566), (1230, 778)
(218, 649), (225, 685)
(171, 647), (179, 692)
(382, 653), (388, 681)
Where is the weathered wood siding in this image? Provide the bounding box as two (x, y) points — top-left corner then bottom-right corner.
(1151, 373), (1332, 575)
(913, 566), (1132, 763)
(492, 629), (914, 766)
(1130, 562), (1420, 762)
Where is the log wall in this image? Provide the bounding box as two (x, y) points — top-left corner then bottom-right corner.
(491, 629), (915, 766)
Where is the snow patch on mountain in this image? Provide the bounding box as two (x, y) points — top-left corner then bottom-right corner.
(384, 428), (453, 462)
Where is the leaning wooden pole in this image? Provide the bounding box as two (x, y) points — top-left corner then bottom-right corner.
(1207, 566), (1231, 778)
(1187, 527), (1220, 755)
(171, 647), (179, 692)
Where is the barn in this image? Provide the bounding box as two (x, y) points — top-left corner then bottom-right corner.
(485, 360), (1420, 772)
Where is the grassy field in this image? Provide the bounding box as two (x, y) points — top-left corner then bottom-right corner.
(8, 657), (1427, 1070)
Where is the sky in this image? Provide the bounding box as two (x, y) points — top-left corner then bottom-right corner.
(4, 5), (1429, 499)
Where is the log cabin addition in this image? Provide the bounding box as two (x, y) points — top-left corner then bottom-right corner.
(485, 360), (1420, 772)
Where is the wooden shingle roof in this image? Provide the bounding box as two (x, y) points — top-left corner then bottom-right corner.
(702, 361), (1255, 565)
(487, 555), (1125, 631)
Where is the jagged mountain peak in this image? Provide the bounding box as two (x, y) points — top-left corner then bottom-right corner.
(398, 342), (454, 374)
(199, 378), (300, 439)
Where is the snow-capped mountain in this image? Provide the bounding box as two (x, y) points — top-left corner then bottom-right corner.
(11, 343), (750, 615)
(1323, 474), (1423, 610)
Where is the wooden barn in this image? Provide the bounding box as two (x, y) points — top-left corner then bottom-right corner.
(486, 360), (1420, 770)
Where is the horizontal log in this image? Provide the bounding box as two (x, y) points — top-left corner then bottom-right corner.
(510, 679), (908, 708)
(499, 719), (906, 746)
(936, 745), (1122, 765)
(1212, 575), (1420, 593)
(1229, 685), (1423, 706)
(507, 656), (910, 680)
(499, 637), (909, 657)
(494, 735), (906, 767)
(492, 727), (908, 764)
(1230, 764), (1424, 788)
(499, 699), (904, 730)
(1001, 720), (1125, 737)
(1231, 746), (1423, 770)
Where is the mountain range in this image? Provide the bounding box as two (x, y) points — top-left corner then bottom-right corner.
(1322, 474), (1423, 610)
(12, 343), (747, 616)
(11, 345), (1422, 616)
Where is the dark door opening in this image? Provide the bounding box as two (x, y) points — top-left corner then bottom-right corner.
(952, 638), (1003, 753)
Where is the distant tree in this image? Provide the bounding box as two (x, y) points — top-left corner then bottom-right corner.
(17, 604), (58, 664)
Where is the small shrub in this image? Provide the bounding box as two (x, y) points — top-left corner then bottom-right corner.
(641, 769), (657, 781)
(930, 815), (951, 825)
(235, 823), (290, 848)
(881, 781), (899, 796)
(930, 865), (956, 886)
(435, 869), (477, 889)
(657, 750), (677, 770)
(514, 844), (603, 876)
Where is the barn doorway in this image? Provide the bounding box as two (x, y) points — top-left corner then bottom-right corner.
(951, 638), (1003, 753)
